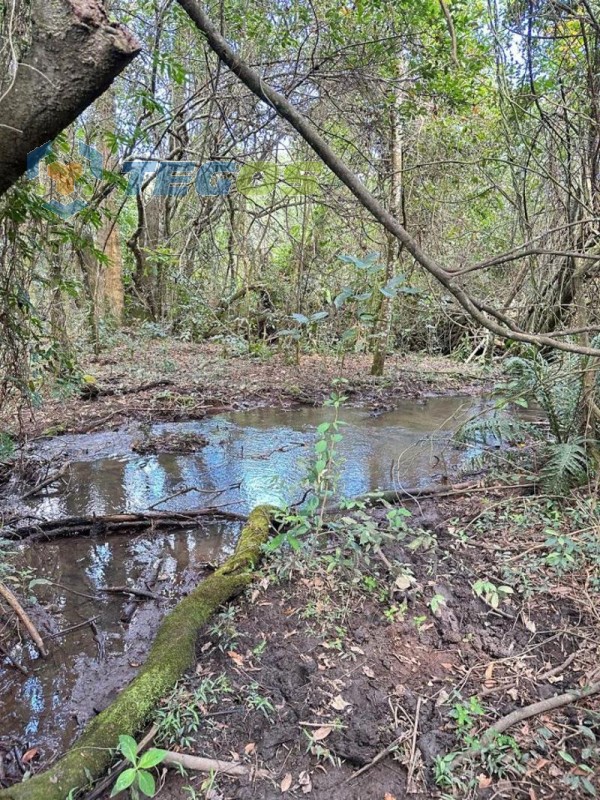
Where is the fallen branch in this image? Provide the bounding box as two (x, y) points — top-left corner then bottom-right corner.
(346, 732), (409, 783)
(0, 583), (48, 658)
(162, 751), (265, 777)
(21, 462), (70, 501)
(479, 679), (600, 745)
(48, 615), (100, 639)
(99, 586), (160, 600)
(537, 651), (578, 682)
(5, 507), (247, 542)
(452, 678), (600, 769)
(326, 479), (535, 514)
(0, 506), (272, 800)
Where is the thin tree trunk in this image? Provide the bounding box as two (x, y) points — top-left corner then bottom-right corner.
(371, 66), (404, 376)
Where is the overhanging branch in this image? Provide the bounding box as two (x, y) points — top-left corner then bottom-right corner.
(175, 0), (600, 358)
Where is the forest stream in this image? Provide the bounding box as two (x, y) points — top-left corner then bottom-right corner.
(0, 396), (484, 765)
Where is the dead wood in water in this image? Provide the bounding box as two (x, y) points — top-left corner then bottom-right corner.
(20, 462), (70, 500)
(0, 584), (48, 658)
(5, 507), (247, 542)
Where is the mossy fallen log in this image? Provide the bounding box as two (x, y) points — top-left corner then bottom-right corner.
(0, 506), (272, 800)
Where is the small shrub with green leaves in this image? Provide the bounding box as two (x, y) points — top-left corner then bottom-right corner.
(110, 735), (166, 799)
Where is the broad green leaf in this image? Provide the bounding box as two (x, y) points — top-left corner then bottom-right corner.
(137, 769), (156, 797)
(118, 735), (138, 764)
(291, 313), (309, 325)
(137, 749), (167, 769)
(110, 768), (137, 796)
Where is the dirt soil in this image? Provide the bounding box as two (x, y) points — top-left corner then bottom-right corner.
(0, 337), (486, 440)
(95, 490), (598, 800)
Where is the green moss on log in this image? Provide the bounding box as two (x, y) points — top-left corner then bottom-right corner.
(0, 506), (272, 800)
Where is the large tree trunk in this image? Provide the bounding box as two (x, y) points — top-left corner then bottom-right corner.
(0, 0), (140, 197)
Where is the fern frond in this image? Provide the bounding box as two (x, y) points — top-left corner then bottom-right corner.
(456, 411), (530, 447)
(540, 438), (589, 494)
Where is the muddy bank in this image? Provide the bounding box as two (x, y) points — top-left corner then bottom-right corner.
(0, 341), (487, 440)
(140, 491), (599, 800)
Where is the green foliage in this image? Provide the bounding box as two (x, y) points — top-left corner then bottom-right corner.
(540, 438), (589, 495)
(110, 735), (166, 800)
(267, 389), (347, 556)
(155, 675), (232, 749)
(472, 578), (514, 609)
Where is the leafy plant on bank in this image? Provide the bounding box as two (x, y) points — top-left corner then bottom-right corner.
(110, 735), (166, 799)
(457, 344), (600, 493)
(267, 388), (347, 555)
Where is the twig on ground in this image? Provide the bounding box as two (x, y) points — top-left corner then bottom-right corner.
(453, 678), (600, 769)
(406, 696), (423, 792)
(346, 732), (409, 783)
(0, 583), (48, 657)
(48, 615), (100, 639)
(80, 411), (121, 434)
(480, 680), (600, 744)
(537, 651), (578, 682)
(0, 641), (28, 675)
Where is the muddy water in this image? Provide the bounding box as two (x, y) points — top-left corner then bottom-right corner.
(29, 396), (483, 518)
(0, 520), (240, 765)
(0, 396), (482, 765)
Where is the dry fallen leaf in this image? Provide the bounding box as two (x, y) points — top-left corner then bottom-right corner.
(244, 742), (256, 755)
(280, 773), (293, 792)
(313, 726), (333, 741)
(299, 770), (312, 794)
(330, 694), (350, 711)
(22, 748), (38, 764)
(395, 574), (414, 591)
(227, 650), (245, 666)
(362, 665), (375, 679)
(435, 688), (450, 707)
(384, 794), (397, 800)
(478, 774), (492, 789)
(522, 613), (536, 633)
